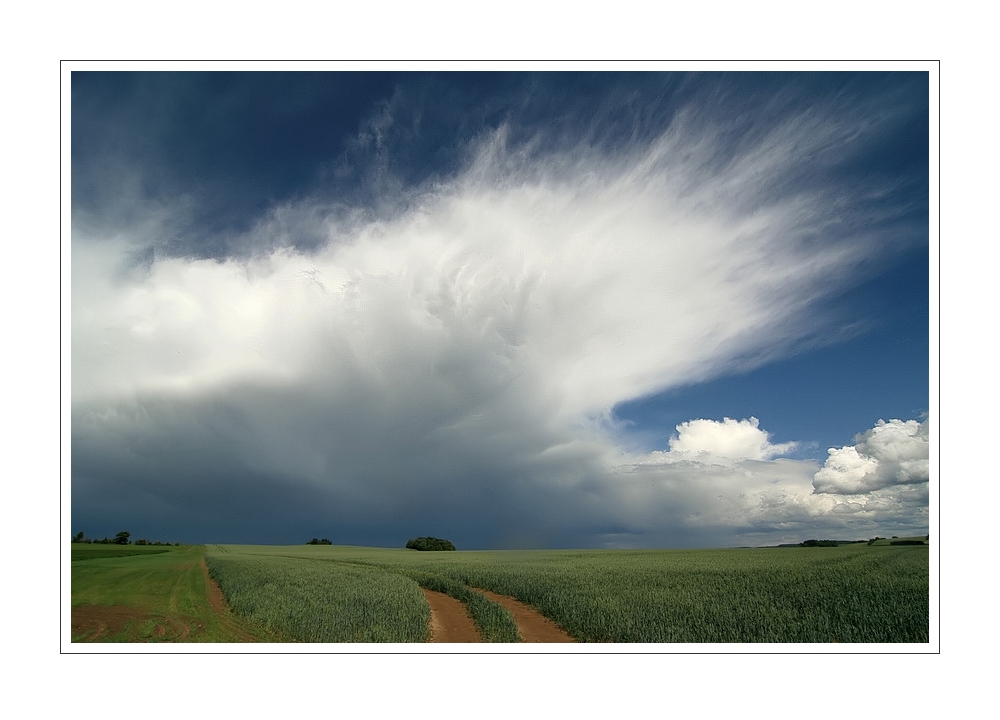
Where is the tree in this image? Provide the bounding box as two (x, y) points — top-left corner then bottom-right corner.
(114, 531), (131, 545)
(72, 531), (85, 543)
(405, 536), (456, 551)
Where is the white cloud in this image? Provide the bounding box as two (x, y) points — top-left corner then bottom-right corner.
(653, 416), (798, 463)
(814, 418), (930, 494)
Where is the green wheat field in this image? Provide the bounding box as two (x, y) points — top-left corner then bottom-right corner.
(71, 541), (929, 644)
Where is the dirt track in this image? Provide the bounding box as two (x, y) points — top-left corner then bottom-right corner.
(422, 589), (482, 642)
(422, 588), (575, 643)
(475, 589), (575, 642)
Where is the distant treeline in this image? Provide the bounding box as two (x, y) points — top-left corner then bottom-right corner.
(775, 535), (929, 548)
(71, 531), (179, 546)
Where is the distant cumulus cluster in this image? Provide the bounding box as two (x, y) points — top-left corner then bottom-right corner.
(607, 416), (929, 548)
(813, 418), (930, 494)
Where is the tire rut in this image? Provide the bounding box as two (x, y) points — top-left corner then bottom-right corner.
(422, 587), (576, 643)
(422, 588), (482, 642)
(474, 589), (575, 643)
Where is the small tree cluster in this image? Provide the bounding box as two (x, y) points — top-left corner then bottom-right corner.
(307, 538), (333, 545)
(405, 536), (456, 551)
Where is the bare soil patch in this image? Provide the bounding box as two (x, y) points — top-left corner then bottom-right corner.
(422, 589), (482, 642)
(72, 604), (145, 641)
(475, 589), (576, 643)
(71, 605), (192, 641)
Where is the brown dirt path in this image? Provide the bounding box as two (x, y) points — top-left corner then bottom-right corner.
(422, 589), (482, 642)
(475, 589), (576, 643)
(421, 587), (576, 643)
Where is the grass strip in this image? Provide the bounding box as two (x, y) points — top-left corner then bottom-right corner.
(71, 545), (276, 642)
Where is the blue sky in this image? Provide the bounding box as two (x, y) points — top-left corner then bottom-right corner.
(69, 68), (932, 549)
(614, 247), (929, 459)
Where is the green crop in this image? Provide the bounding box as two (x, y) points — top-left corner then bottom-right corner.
(204, 545), (519, 642)
(205, 551), (429, 642)
(205, 543), (928, 643)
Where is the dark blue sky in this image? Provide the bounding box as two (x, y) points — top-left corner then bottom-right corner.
(70, 68), (932, 548)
